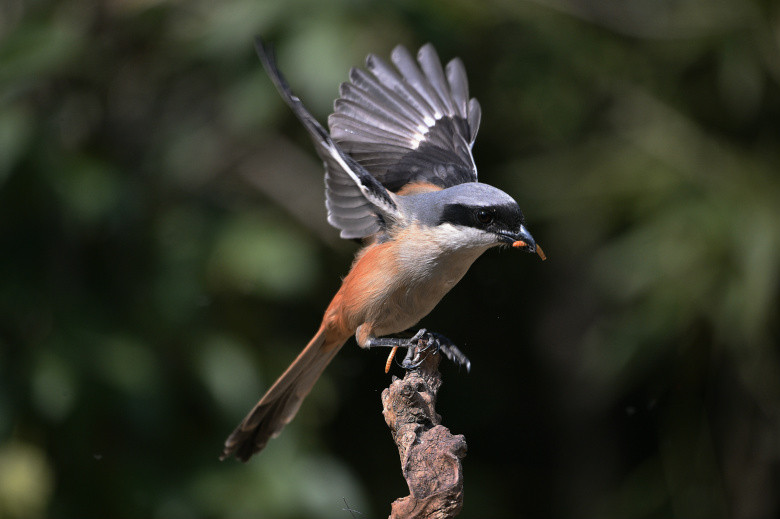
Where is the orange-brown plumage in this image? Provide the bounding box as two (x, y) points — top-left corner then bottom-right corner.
(396, 181), (444, 196)
(221, 222), (486, 460)
(222, 241), (398, 461)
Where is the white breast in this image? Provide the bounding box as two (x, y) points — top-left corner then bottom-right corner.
(371, 224), (495, 336)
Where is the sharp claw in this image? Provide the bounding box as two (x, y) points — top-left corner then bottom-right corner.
(400, 345), (423, 369)
(419, 336), (437, 353)
(410, 328), (426, 343)
(401, 356), (425, 369)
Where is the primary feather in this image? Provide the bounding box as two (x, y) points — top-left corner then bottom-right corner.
(329, 43), (481, 193)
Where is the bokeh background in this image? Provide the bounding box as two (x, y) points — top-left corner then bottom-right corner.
(2, 0), (779, 517)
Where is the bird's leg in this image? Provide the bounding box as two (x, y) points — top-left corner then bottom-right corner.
(365, 329), (471, 372)
(363, 328), (427, 349)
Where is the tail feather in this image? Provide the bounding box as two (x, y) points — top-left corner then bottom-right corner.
(221, 327), (345, 462)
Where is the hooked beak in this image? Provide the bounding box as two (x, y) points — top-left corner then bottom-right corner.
(500, 225), (536, 253)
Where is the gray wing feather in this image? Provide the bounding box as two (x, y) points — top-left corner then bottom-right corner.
(467, 98), (481, 143)
(417, 45), (455, 115)
(392, 45), (447, 118)
(445, 58), (469, 119)
(255, 38), (399, 240)
(329, 43), (481, 191)
(344, 68), (430, 129)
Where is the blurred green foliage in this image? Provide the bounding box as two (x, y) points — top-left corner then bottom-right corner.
(1, 0), (779, 518)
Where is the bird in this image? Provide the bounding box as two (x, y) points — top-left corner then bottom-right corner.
(220, 38), (541, 462)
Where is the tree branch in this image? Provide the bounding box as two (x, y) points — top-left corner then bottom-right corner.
(381, 351), (467, 519)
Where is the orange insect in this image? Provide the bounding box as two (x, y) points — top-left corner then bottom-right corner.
(385, 346), (398, 373)
(512, 240), (547, 261)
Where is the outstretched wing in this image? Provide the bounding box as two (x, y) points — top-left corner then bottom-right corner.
(329, 44), (481, 192)
(255, 39), (400, 240)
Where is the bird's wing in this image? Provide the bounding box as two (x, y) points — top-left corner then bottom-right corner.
(255, 39), (401, 240)
(328, 44), (481, 192)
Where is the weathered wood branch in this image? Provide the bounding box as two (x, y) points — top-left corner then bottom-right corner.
(381, 351), (467, 519)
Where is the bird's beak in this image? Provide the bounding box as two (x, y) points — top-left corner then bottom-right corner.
(507, 225), (536, 253)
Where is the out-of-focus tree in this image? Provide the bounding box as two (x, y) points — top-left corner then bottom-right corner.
(1, 0), (777, 518)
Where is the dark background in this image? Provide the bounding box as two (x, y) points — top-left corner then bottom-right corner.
(1, 0), (779, 518)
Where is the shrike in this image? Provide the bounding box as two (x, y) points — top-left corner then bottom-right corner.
(221, 39), (541, 462)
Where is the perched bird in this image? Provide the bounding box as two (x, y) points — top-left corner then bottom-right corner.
(221, 39), (540, 462)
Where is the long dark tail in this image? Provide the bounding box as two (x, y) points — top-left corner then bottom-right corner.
(220, 327), (346, 462)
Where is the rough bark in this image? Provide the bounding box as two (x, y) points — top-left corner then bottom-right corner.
(381, 351), (467, 519)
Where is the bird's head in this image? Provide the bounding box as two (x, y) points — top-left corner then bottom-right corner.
(402, 182), (538, 255)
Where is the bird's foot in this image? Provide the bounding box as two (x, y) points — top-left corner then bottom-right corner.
(402, 330), (471, 372)
(368, 329), (471, 372)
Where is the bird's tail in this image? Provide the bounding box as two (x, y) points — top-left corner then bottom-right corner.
(220, 326), (346, 462)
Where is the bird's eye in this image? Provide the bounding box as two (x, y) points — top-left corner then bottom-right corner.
(476, 209), (494, 225)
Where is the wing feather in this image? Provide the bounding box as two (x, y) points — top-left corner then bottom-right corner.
(329, 43), (481, 190)
(255, 39), (400, 240)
